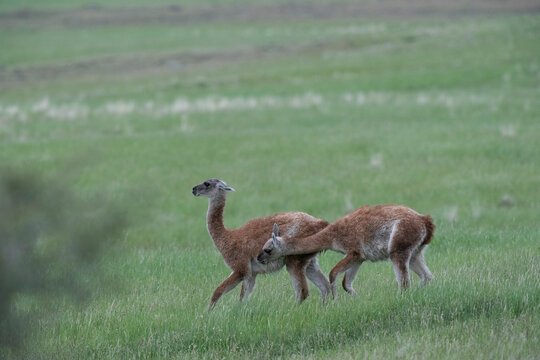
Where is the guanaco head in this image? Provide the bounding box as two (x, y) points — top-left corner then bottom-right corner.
(192, 179), (235, 198)
(257, 224), (285, 264)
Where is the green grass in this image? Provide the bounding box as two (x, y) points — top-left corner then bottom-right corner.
(1, 1), (539, 359)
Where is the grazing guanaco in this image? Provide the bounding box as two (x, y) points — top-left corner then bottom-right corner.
(258, 205), (435, 297)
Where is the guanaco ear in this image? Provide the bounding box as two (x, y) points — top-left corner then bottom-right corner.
(217, 183), (235, 192)
(272, 224), (279, 247)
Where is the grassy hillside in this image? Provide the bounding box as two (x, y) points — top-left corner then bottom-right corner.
(1, 1), (539, 359)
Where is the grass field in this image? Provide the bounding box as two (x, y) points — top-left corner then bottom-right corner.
(1, 1), (539, 359)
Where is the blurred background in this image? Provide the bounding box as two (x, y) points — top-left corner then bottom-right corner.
(1, 0), (539, 359)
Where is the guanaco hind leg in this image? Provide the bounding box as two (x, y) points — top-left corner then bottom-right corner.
(409, 248), (433, 287)
(240, 274), (257, 301)
(342, 261), (362, 295)
(306, 257), (332, 302)
(329, 253), (361, 298)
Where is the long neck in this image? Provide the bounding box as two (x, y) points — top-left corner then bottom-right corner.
(206, 193), (228, 249)
(285, 226), (335, 255)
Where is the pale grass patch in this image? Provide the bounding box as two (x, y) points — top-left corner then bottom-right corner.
(330, 24), (386, 35)
(0, 91), (518, 126)
(45, 104), (88, 120)
(3, 105), (21, 116)
(289, 92), (323, 108)
(499, 124), (517, 137)
(395, 342), (411, 358)
(416, 93), (430, 105)
(342, 91), (498, 108)
(413, 26), (446, 37)
(0, 104), (26, 122)
(168, 98), (190, 113)
(444, 206), (458, 223)
(180, 115), (193, 133)
(412, 22), (500, 38)
(344, 193), (354, 213)
(3, 99), (88, 121)
(102, 101), (136, 115)
(31, 98), (50, 112)
(331, 72), (356, 80)
(470, 202), (482, 219)
(155, 93), (323, 115)
(369, 153), (383, 168)
(144, 101), (155, 111)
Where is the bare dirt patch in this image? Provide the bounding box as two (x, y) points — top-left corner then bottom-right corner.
(1, 0), (538, 88)
(1, 0), (539, 29)
(0, 37), (380, 87)
(0, 49), (255, 86)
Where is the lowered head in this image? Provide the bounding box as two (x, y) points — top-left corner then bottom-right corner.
(257, 224), (286, 264)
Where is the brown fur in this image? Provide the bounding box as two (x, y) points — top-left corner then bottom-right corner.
(259, 204), (435, 296)
(193, 179), (331, 309)
(422, 214), (435, 246)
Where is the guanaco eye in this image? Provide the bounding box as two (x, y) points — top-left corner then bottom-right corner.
(264, 248), (271, 254)
(204, 182), (210, 187)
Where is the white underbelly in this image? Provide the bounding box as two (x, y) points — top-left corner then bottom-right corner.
(361, 220), (399, 261)
(361, 241), (390, 261)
